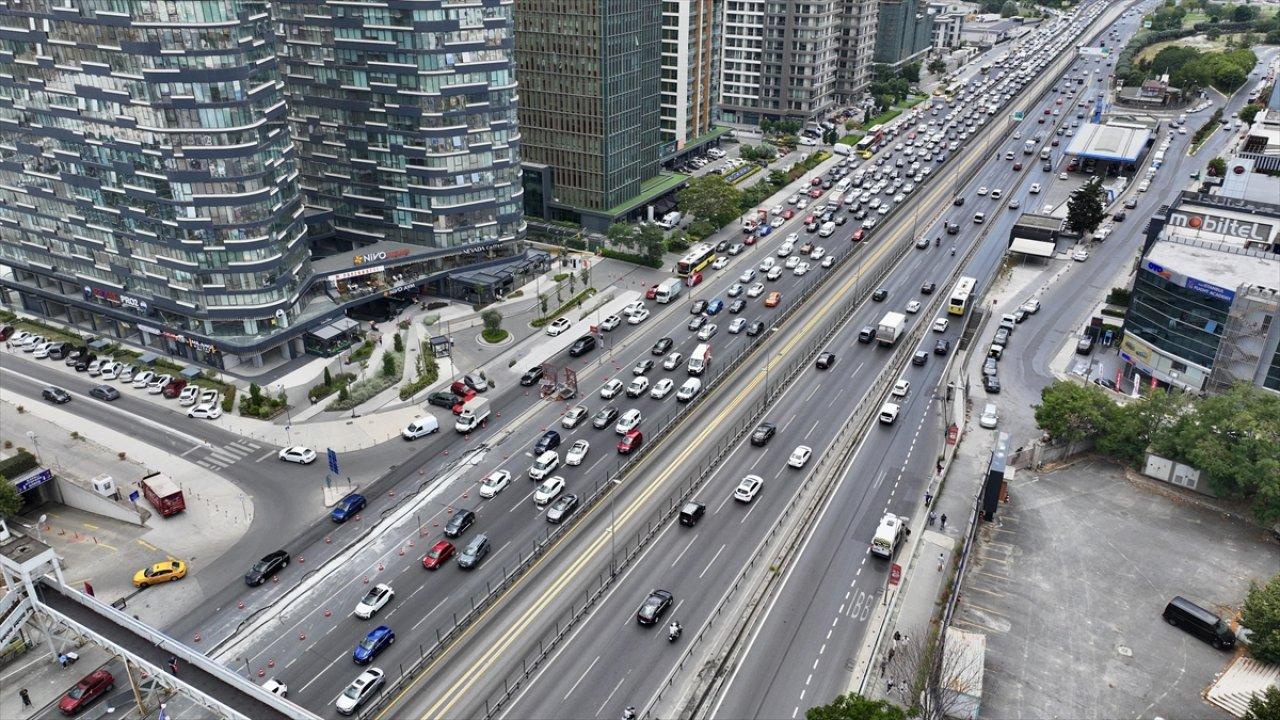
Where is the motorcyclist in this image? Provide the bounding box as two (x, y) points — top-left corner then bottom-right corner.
(623, 706), (637, 719)
(950, 246), (956, 256)
(668, 620), (682, 638)
(935, 236), (940, 247)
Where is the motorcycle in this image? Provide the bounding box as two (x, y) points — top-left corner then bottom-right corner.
(668, 622), (682, 642)
(623, 707), (638, 720)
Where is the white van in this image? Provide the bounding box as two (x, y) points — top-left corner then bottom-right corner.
(614, 408), (643, 435)
(529, 450), (560, 480)
(676, 377), (702, 402)
(871, 513), (907, 558)
(402, 415), (440, 440)
(687, 343), (712, 376)
(980, 402), (999, 428)
(818, 221), (836, 237)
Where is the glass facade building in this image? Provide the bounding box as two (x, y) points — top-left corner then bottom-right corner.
(277, 0), (525, 258)
(0, 0), (311, 367)
(516, 0), (662, 213)
(873, 0), (934, 66)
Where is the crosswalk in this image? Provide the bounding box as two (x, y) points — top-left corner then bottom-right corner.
(194, 439), (264, 470)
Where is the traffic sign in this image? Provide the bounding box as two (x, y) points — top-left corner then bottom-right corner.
(327, 448), (340, 475)
(1011, 110), (1025, 122)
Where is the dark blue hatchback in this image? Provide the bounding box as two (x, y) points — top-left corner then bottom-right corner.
(330, 493), (367, 523)
(353, 625), (394, 664)
(704, 298), (725, 316)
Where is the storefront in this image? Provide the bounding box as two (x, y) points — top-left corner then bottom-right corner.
(304, 317), (362, 357)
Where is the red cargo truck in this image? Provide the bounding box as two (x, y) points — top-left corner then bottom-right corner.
(139, 473), (185, 517)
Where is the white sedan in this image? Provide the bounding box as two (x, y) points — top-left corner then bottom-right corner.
(478, 469), (512, 498)
(353, 583), (394, 620)
(933, 318), (950, 333)
(600, 379), (624, 399)
(187, 403), (222, 420)
(545, 317), (572, 336)
(599, 314), (622, 331)
(534, 476), (566, 506)
(565, 439), (590, 466)
(793, 262), (811, 276)
(627, 308), (651, 325)
(905, 300), (921, 314)
(728, 317), (747, 334)
(278, 447), (317, 464)
(734, 475), (764, 503)
(1072, 249), (1090, 262)
(712, 256), (729, 270)
(788, 446), (813, 468)
(746, 283), (766, 298)
(892, 379), (910, 398)
(650, 378), (675, 400)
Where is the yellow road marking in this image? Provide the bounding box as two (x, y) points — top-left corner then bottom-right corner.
(136, 539), (158, 552)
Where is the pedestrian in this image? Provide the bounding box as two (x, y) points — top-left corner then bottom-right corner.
(893, 631), (901, 644)
(58, 653), (68, 668)
(928, 511), (937, 526)
(936, 459), (943, 475)
(886, 678), (895, 693)
(940, 513), (948, 530)
(924, 491), (933, 507)
(937, 552), (945, 572)
(19, 688), (31, 708)
(167, 656), (179, 676)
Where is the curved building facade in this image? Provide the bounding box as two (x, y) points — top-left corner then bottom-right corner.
(278, 0), (525, 261)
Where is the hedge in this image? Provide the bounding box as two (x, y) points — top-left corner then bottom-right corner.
(398, 344), (440, 400)
(599, 248), (663, 269)
(0, 450), (39, 480)
(531, 288), (599, 327)
(327, 350), (405, 411)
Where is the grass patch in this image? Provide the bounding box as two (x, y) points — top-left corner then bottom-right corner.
(398, 344), (440, 400)
(837, 133), (864, 146)
(481, 328), (509, 343)
(326, 350), (405, 411)
(309, 372), (356, 402)
(531, 288), (599, 327)
(347, 340), (374, 364)
(599, 248), (663, 269)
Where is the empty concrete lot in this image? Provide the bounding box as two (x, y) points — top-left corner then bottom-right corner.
(955, 458), (1278, 720)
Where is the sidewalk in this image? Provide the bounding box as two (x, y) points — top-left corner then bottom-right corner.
(0, 639), (114, 720)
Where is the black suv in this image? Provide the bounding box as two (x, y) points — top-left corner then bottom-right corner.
(534, 430), (561, 455)
(444, 508), (476, 538)
(245, 550), (290, 586)
(751, 422), (776, 446)
(872, 289), (888, 302)
(636, 589), (674, 625)
(41, 387), (71, 404)
(568, 335), (597, 357)
(816, 352), (836, 370)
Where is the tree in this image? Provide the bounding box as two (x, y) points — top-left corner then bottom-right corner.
(1207, 156), (1227, 177)
(1034, 380), (1114, 445)
(928, 58), (948, 77)
(1242, 574), (1280, 665)
(1095, 389), (1189, 465)
(881, 631), (984, 720)
(578, 265), (591, 290)
(0, 481), (21, 518)
(1240, 103), (1263, 125)
(901, 62), (921, 84)
(1243, 686), (1280, 720)
(823, 128), (839, 145)
(381, 351), (395, 378)
(538, 293), (549, 315)
(481, 309), (503, 335)
(605, 221), (632, 248)
(1000, 0), (1019, 17)
(1232, 4), (1257, 22)
(678, 175), (744, 228)
(393, 332), (404, 353)
(1065, 180), (1106, 236)
(806, 693), (906, 720)
(635, 224), (666, 264)
(323, 367), (333, 386)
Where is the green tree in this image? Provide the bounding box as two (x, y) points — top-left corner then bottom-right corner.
(0, 481), (21, 517)
(606, 221), (633, 247)
(1066, 180), (1106, 236)
(928, 58), (948, 76)
(823, 128), (838, 145)
(1034, 380), (1114, 444)
(1242, 574), (1280, 665)
(677, 174), (744, 228)
(1151, 46), (1200, 77)
(538, 293), (549, 315)
(323, 367), (333, 386)
(635, 224), (666, 265)
(481, 309), (503, 335)
(1000, 0), (1019, 17)
(338, 385), (349, 402)
(768, 169), (789, 186)
(1095, 390), (1189, 465)
(1243, 685), (1280, 720)
(578, 265), (591, 289)
(1240, 104), (1263, 124)
(381, 352), (395, 378)
(1208, 156), (1227, 177)
(393, 332), (404, 353)
(807, 693), (906, 720)
(1232, 4), (1257, 22)
(900, 62), (921, 84)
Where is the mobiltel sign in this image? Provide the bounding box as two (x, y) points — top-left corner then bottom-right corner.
(1167, 208), (1275, 244)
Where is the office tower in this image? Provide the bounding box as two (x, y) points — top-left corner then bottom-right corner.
(0, 0), (311, 369)
(836, 0), (881, 104)
(662, 0), (721, 151)
(874, 0), (935, 66)
(517, 0), (663, 227)
(277, 0), (525, 260)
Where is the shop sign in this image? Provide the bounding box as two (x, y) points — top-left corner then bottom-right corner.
(1167, 209), (1274, 243)
(137, 324), (162, 335)
(120, 296), (149, 313)
(353, 248), (411, 266)
(460, 239), (506, 255)
(1185, 277), (1235, 303)
(83, 285), (121, 303)
(15, 468), (52, 493)
(331, 265), (383, 282)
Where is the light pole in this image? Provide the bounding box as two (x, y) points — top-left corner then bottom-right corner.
(25, 431), (41, 464)
(275, 384), (293, 444)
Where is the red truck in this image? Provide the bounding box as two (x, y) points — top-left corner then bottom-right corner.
(139, 472), (185, 517)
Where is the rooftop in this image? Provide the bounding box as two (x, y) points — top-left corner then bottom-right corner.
(1146, 237), (1280, 295)
(1064, 120), (1151, 162)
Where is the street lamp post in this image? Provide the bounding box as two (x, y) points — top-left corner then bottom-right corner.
(25, 431), (41, 464)
(275, 384), (293, 444)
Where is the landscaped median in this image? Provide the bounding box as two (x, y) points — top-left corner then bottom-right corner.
(531, 287), (598, 328)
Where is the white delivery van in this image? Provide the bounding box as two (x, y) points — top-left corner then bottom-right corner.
(402, 415), (440, 440)
(654, 277), (682, 304)
(687, 343), (712, 376)
(871, 513), (907, 558)
(455, 397), (491, 432)
(656, 211), (682, 230)
(818, 221), (836, 237)
(832, 143), (853, 156)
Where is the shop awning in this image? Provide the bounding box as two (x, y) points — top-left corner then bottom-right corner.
(180, 366), (202, 379)
(138, 352), (158, 364)
(1009, 237), (1056, 257)
(308, 316), (361, 342)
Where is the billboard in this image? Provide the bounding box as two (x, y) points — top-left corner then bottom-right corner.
(1141, 260), (1237, 303)
(1166, 207), (1276, 245)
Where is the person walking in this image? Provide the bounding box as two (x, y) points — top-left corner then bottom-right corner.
(937, 552), (945, 572)
(167, 656), (179, 676)
(940, 513), (948, 530)
(928, 511), (937, 526)
(58, 653), (68, 668)
(924, 491), (933, 507)
(19, 688), (31, 708)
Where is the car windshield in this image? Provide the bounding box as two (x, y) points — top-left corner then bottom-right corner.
(143, 566), (160, 577)
(362, 590), (380, 604)
(68, 685), (87, 700)
(252, 560), (271, 572)
(359, 637), (377, 651)
(343, 685), (361, 700)
(428, 548), (444, 559)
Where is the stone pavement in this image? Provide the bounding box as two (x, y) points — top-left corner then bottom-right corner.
(0, 397), (253, 627)
(0, 637), (113, 720)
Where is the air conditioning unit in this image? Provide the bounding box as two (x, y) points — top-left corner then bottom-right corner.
(91, 474), (116, 498)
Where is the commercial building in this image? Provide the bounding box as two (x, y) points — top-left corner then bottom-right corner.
(1121, 191), (1280, 396)
(931, 10), (966, 50)
(0, 1), (311, 369)
(959, 15), (1023, 47)
(874, 0), (935, 67)
(517, 0), (666, 231)
(1063, 115), (1156, 175)
(835, 0), (882, 105)
(719, 0), (843, 124)
(661, 0), (723, 155)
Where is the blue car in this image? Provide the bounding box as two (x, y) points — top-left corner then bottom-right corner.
(353, 625), (394, 664)
(330, 494), (367, 523)
(704, 298), (725, 316)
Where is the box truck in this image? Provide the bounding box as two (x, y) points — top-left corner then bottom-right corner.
(139, 472), (185, 517)
(654, 278), (682, 304)
(876, 312), (907, 347)
(455, 396), (491, 433)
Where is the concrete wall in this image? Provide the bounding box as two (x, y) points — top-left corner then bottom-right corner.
(53, 478), (147, 526)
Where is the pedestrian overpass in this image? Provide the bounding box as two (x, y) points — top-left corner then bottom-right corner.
(1, 531), (315, 720)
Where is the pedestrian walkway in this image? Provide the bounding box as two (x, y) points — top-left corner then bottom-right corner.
(193, 439), (264, 471)
(0, 637), (112, 720)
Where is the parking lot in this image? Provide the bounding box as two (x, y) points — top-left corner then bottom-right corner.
(954, 458), (1278, 720)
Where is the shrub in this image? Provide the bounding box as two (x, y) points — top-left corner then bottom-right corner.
(0, 450), (39, 480)
(398, 346), (440, 400)
(393, 333), (404, 353)
(326, 351), (404, 411)
(600, 248), (663, 269)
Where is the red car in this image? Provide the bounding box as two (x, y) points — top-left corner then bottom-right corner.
(422, 540), (455, 570)
(807, 188), (823, 198)
(1051, 139), (1060, 147)
(617, 429), (644, 454)
(810, 177), (822, 186)
(59, 669), (114, 715)
(1043, 108), (1051, 115)
(743, 234), (756, 246)
(851, 228), (866, 242)
(782, 208), (794, 220)
(451, 389), (476, 415)
(1013, 162), (1022, 171)
(645, 285), (658, 300)
(685, 272), (703, 287)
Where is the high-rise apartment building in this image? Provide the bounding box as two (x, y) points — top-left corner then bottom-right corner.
(0, 0), (311, 368)
(517, 0), (663, 229)
(721, 0), (878, 124)
(277, 0), (525, 259)
(874, 0), (934, 66)
(661, 0), (721, 153)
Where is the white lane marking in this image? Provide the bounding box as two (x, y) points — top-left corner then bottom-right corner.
(412, 595), (450, 631)
(804, 419), (821, 440)
(563, 655), (600, 701)
(301, 652), (345, 694)
(699, 544), (726, 579)
(255, 449), (275, 463)
(179, 445), (202, 457)
(595, 676), (628, 719)
(670, 534), (698, 568)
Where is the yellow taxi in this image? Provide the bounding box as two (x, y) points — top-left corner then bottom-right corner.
(132, 560), (187, 588)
